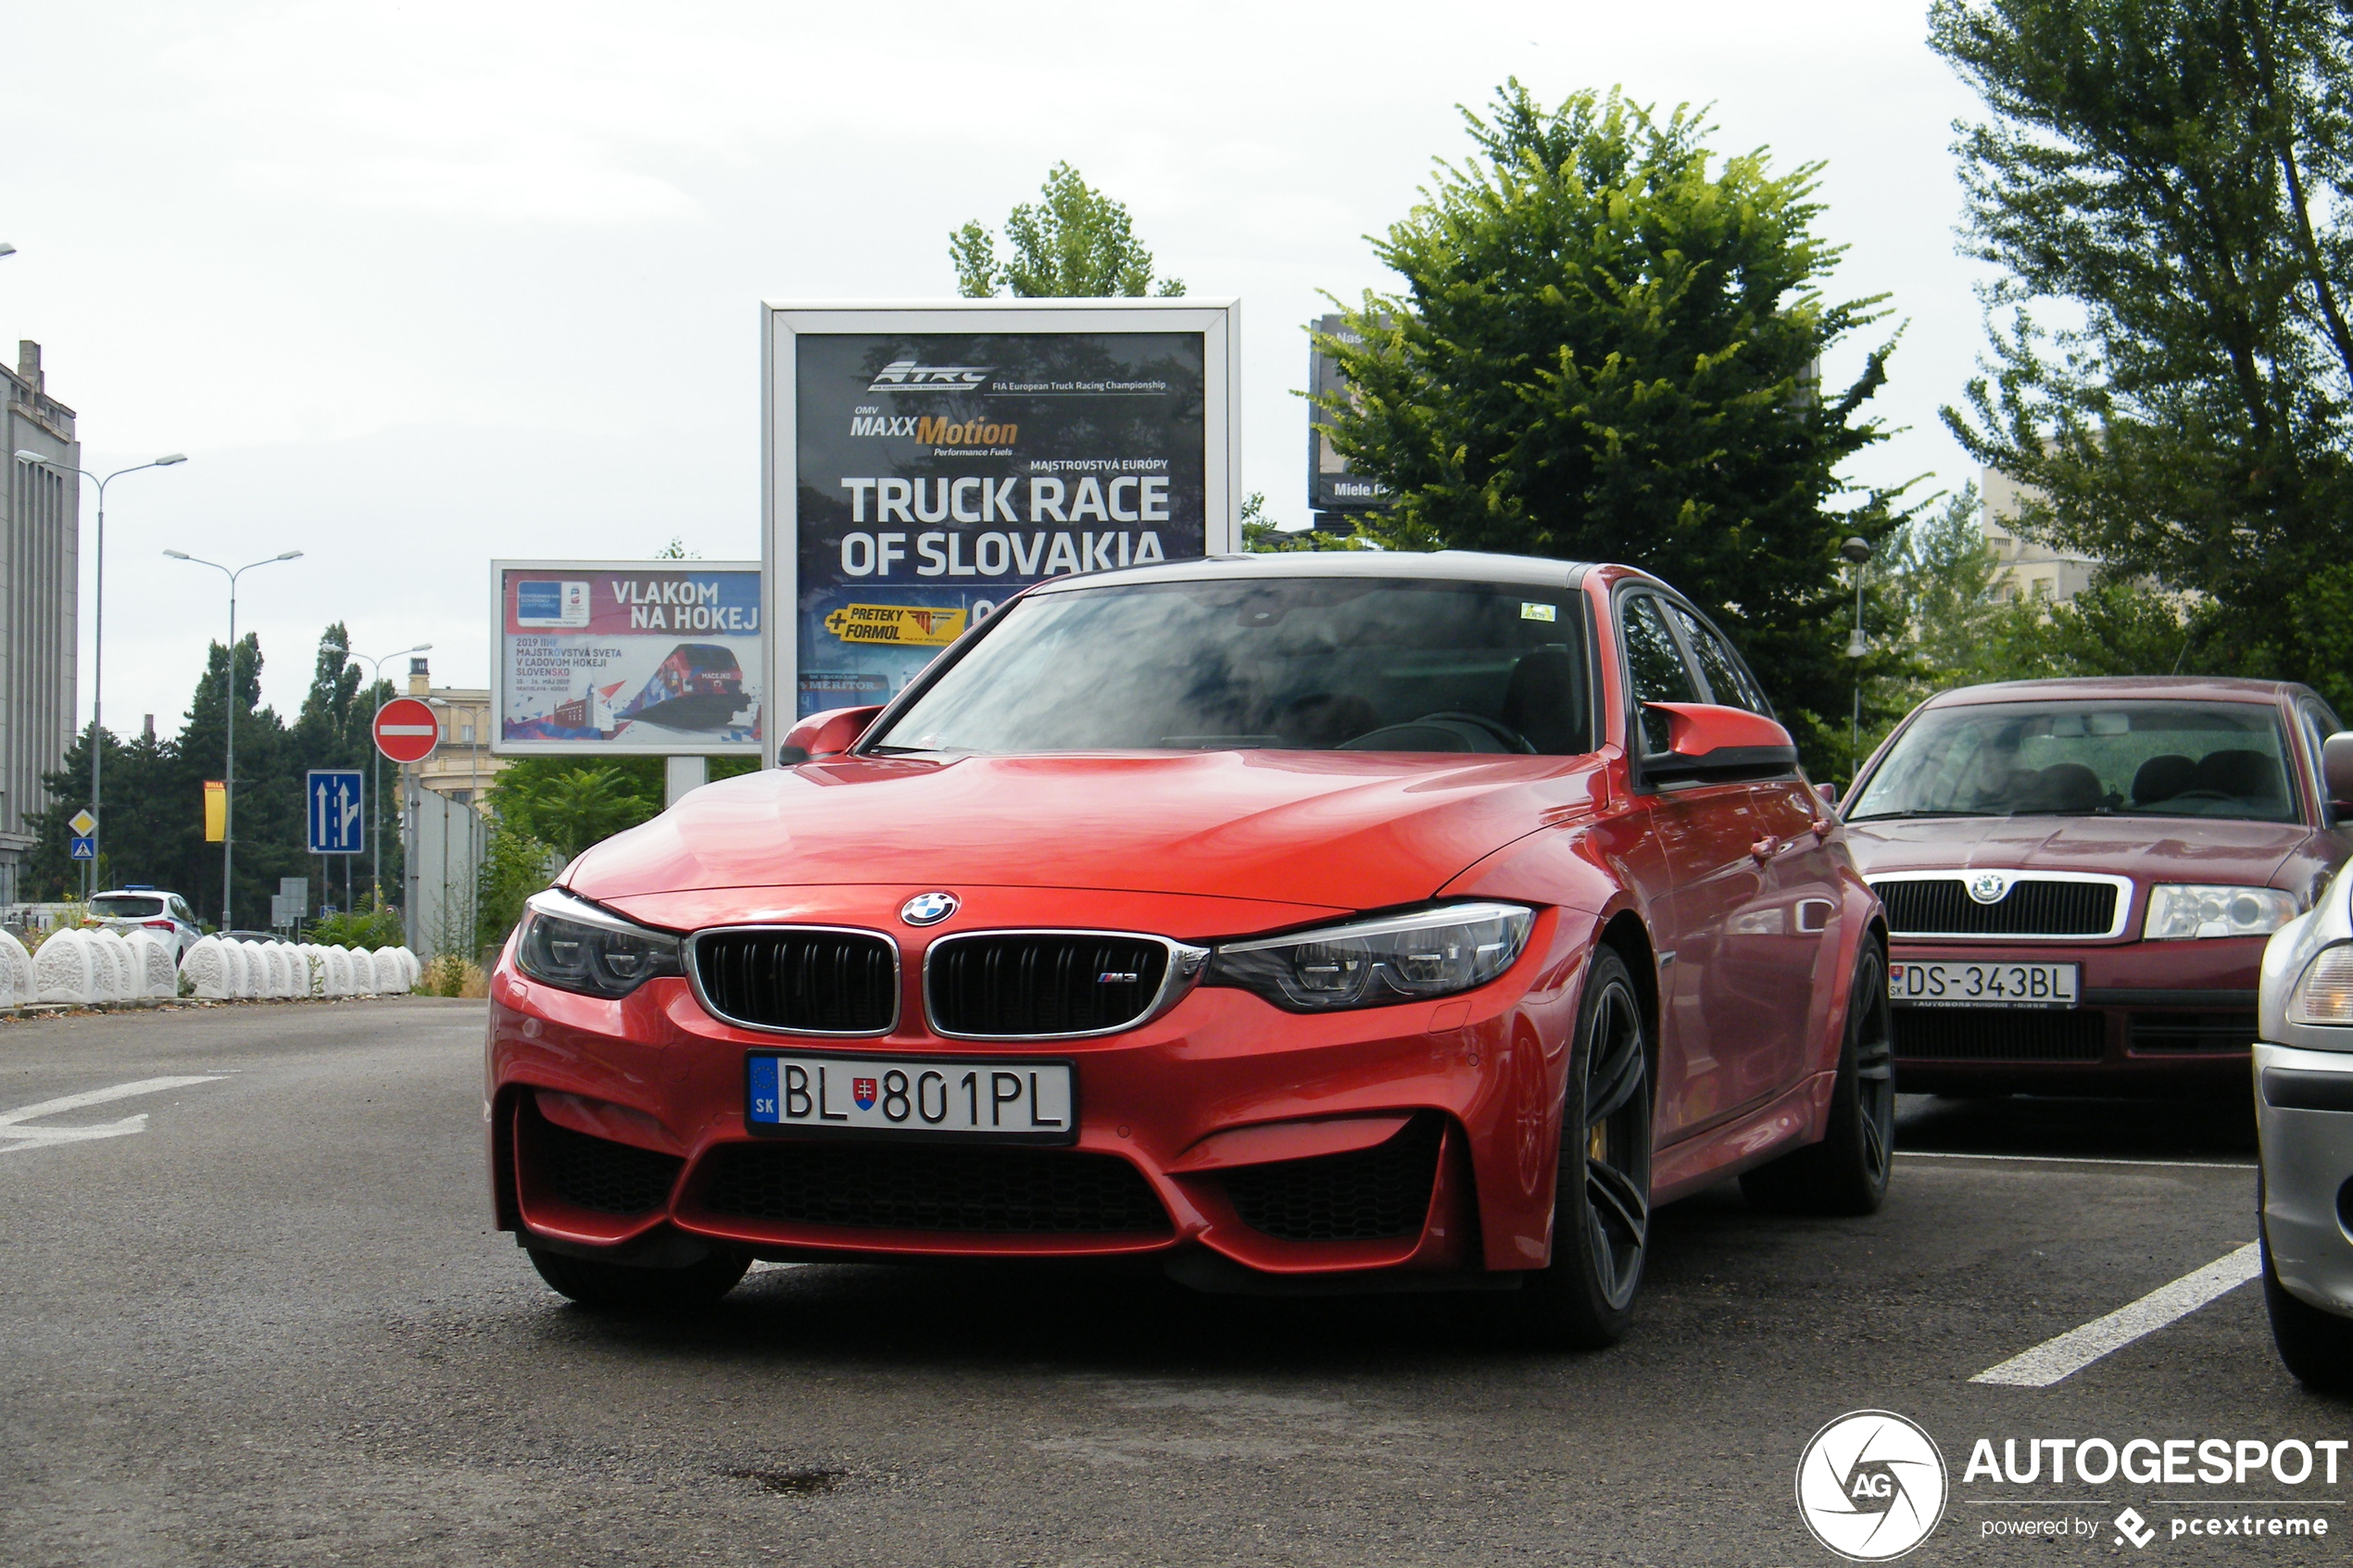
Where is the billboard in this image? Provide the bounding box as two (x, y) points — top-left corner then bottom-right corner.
(763, 300), (1240, 731)
(490, 560), (764, 755)
(1307, 312), (1392, 521)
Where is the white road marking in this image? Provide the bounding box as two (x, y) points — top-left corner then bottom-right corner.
(1970, 1242), (2262, 1387)
(1898, 1150), (2256, 1172)
(0, 1075), (225, 1155)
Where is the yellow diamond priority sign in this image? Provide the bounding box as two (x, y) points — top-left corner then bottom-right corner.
(68, 809), (95, 837)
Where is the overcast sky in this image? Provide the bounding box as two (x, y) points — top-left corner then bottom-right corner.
(6, 0), (1993, 737)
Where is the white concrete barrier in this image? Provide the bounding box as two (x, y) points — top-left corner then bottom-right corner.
(94, 930), (138, 1000)
(248, 941), (283, 997)
(325, 946), (355, 997)
(34, 929), (96, 1005)
(0, 930), (31, 1004)
(350, 947), (379, 995)
(374, 946), (412, 991)
(129, 930), (176, 997)
(183, 935), (230, 999)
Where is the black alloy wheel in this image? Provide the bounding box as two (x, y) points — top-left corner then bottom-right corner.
(1742, 938), (1894, 1216)
(528, 1246), (751, 1311)
(1522, 946), (1654, 1348)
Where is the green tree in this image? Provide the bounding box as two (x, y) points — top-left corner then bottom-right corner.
(1931, 0), (2353, 711)
(951, 163), (1185, 298)
(1315, 82), (1908, 772)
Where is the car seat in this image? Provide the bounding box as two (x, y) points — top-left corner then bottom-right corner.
(2016, 761), (2103, 813)
(1501, 649), (1586, 755)
(2131, 754), (2196, 806)
(2192, 748), (2286, 804)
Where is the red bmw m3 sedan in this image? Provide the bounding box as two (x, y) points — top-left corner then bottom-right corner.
(486, 552), (1890, 1346)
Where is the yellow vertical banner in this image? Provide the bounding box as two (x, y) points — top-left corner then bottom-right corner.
(203, 780), (226, 843)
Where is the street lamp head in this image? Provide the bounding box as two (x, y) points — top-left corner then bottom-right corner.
(155, 454), (188, 466)
(13, 449), (50, 465)
(1846, 627), (1870, 659)
(276, 550), (303, 561)
(163, 549), (191, 560)
(0, 243), (15, 258)
(1839, 536), (1874, 565)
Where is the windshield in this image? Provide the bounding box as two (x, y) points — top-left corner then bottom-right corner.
(866, 578), (1593, 756)
(1849, 699), (2299, 823)
(90, 896), (164, 919)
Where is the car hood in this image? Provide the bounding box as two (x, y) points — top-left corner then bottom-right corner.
(1843, 814), (2314, 888)
(564, 749), (1608, 912)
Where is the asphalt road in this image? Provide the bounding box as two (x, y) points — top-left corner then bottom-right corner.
(2, 1000), (2342, 1566)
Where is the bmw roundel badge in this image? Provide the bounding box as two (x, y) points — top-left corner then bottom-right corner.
(900, 891), (959, 926)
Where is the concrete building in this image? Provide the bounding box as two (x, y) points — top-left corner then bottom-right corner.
(405, 656), (507, 805)
(1982, 465), (2100, 605)
(1, 343), (80, 905)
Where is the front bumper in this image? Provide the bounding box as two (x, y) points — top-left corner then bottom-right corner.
(1888, 937), (2261, 1094)
(484, 907), (1584, 1283)
(2257, 1040), (2353, 1320)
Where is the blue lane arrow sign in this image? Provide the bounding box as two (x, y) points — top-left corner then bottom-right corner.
(306, 769), (366, 855)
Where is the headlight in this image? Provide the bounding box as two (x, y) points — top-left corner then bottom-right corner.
(2142, 884), (2300, 941)
(2289, 944), (2353, 1025)
(1208, 902), (1534, 1012)
(514, 888), (682, 997)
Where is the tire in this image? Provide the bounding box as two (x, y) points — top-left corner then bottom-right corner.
(528, 1246), (750, 1311)
(1518, 947), (1654, 1348)
(1742, 937), (1894, 1217)
(2261, 1208), (2353, 1395)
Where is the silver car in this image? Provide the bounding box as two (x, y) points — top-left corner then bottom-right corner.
(2257, 735), (2353, 1392)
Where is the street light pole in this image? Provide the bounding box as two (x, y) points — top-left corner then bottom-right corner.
(164, 549), (302, 929)
(352, 643), (430, 915)
(15, 450), (186, 897)
(1841, 535), (1874, 776)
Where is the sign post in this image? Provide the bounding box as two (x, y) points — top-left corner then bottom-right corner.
(761, 298), (1240, 745)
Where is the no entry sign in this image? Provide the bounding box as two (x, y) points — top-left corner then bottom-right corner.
(372, 697), (441, 764)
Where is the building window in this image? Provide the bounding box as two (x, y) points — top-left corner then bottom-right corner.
(459, 724), (475, 743)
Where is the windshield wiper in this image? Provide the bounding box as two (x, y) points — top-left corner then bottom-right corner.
(1844, 809), (2003, 822)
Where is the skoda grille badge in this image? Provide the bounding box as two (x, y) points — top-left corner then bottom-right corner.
(900, 891), (958, 926)
(1967, 872), (2011, 905)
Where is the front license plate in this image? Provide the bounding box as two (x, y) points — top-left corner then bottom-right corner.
(1889, 960), (2080, 1009)
(746, 1054), (1076, 1144)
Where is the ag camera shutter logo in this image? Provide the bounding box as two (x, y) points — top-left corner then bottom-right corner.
(1795, 1410), (1948, 1561)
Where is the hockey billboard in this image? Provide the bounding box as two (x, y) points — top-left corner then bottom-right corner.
(491, 560), (763, 755)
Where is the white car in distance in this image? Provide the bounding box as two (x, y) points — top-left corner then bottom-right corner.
(85, 886), (202, 964)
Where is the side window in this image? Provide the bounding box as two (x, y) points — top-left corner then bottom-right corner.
(1620, 594), (1702, 755)
(1667, 603), (1766, 714)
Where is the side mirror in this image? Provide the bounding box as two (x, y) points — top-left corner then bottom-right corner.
(1815, 781), (1840, 808)
(777, 705), (884, 766)
(1641, 701), (1799, 785)
(2324, 733), (2353, 809)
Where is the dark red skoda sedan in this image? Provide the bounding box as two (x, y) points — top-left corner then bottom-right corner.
(1844, 677), (2353, 1093)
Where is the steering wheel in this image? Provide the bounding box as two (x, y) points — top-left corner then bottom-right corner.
(1340, 711), (1535, 754)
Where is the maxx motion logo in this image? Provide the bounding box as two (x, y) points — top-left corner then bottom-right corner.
(1796, 1411), (1950, 1561)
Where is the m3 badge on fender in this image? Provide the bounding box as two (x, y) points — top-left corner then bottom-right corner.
(900, 891), (959, 926)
